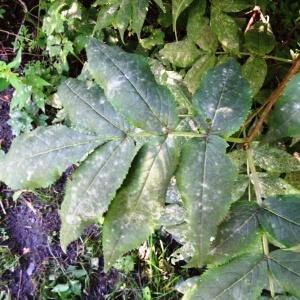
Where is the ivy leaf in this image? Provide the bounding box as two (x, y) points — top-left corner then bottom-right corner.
(245, 22), (276, 55)
(159, 39), (201, 68)
(58, 78), (129, 137)
(0, 125), (105, 190)
(103, 135), (180, 271)
(211, 0), (253, 12)
(269, 250), (300, 298)
(131, 0), (148, 39)
(192, 58), (251, 137)
(208, 201), (261, 264)
(182, 253), (267, 299)
(252, 143), (300, 173)
(187, 12), (218, 52)
(176, 135), (236, 267)
(184, 54), (216, 94)
(211, 6), (240, 53)
(60, 137), (140, 250)
(172, 0), (194, 36)
(87, 39), (179, 132)
(258, 195), (300, 248)
(266, 72), (300, 141)
(242, 57), (267, 96)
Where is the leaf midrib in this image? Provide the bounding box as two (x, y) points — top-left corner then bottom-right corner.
(210, 209), (258, 254)
(210, 259), (263, 299)
(264, 206), (300, 227)
(65, 81), (126, 133)
(269, 256), (300, 278)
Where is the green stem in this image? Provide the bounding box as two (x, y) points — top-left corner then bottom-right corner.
(246, 147), (276, 299)
(131, 131), (247, 143)
(216, 51), (293, 64)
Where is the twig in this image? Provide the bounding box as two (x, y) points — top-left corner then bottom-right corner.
(247, 55), (300, 143)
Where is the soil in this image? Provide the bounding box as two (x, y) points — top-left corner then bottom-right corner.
(0, 90), (119, 299)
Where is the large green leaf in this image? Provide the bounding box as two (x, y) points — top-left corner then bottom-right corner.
(172, 0), (194, 35)
(87, 39), (179, 132)
(182, 253), (267, 300)
(184, 54), (216, 94)
(266, 72), (300, 140)
(192, 58), (251, 137)
(187, 12), (218, 52)
(242, 57), (267, 97)
(57, 78), (130, 137)
(159, 39), (201, 68)
(131, 0), (148, 39)
(103, 135), (180, 271)
(258, 195), (300, 247)
(60, 137), (140, 250)
(252, 143), (300, 173)
(0, 125), (105, 190)
(209, 201), (261, 264)
(269, 250), (300, 298)
(211, 6), (240, 53)
(176, 135), (236, 267)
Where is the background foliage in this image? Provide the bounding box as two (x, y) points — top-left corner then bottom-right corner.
(0, 0), (300, 299)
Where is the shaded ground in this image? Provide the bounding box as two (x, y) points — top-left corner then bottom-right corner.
(0, 90), (119, 299)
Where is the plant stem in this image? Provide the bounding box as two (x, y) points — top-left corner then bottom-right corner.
(216, 51), (293, 63)
(246, 147), (275, 299)
(247, 55), (300, 143)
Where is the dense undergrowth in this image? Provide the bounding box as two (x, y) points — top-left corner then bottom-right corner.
(0, 0), (300, 299)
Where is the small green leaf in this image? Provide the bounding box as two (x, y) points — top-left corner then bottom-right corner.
(153, 0), (166, 12)
(0, 78), (9, 92)
(60, 138), (140, 250)
(211, 0), (253, 12)
(211, 6), (240, 53)
(245, 22), (276, 55)
(7, 48), (22, 69)
(258, 174), (300, 198)
(0, 125), (105, 190)
(242, 57), (267, 96)
(172, 0), (194, 35)
(266, 72), (300, 140)
(103, 135), (180, 271)
(252, 143), (300, 173)
(192, 58), (251, 137)
(159, 39), (201, 68)
(187, 13), (218, 52)
(87, 39), (179, 132)
(58, 78), (129, 137)
(209, 201), (261, 264)
(269, 250), (300, 298)
(258, 195), (300, 248)
(182, 253), (267, 299)
(184, 54), (216, 93)
(140, 29), (164, 50)
(94, 4), (119, 32)
(114, 0), (131, 43)
(176, 135), (236, 267)
(131, 0), (148, 39)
